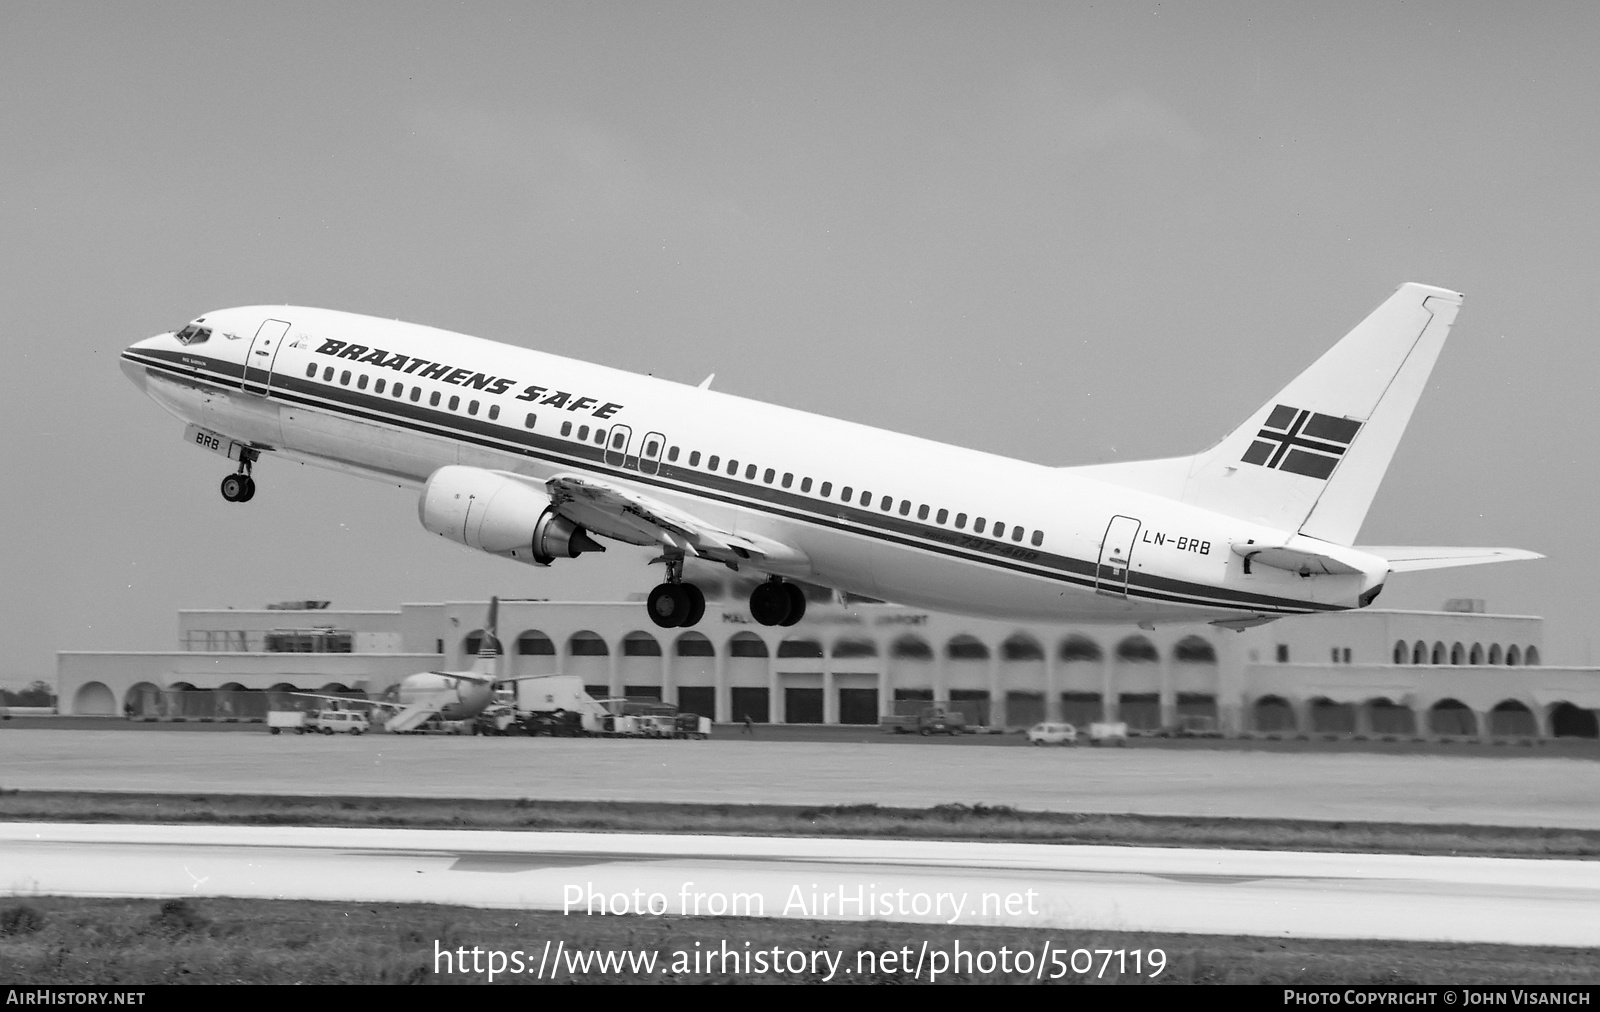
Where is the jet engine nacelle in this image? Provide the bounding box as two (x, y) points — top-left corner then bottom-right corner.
(418, 465), (604, 565)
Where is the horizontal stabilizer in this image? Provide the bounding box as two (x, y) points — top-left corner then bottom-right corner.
(1354, 546), (1544, 573)
(1230, 542), (1363, 576)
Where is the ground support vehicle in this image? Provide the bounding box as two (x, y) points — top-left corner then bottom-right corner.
(1026, 721), (1078, 745)
(267, 710), (307, 735)
(307, 709), (371, 735)
(1088, 721), (1130, 746)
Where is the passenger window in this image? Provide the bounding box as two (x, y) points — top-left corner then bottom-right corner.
(956, 513), (967, 529)
(595, 429), (606, 444)
(918, 505), (929, 520)
(728, 460), (739, 475)
(746, 464), (757, 480)
(615, 432), (628, 449)
(561, 421), (572, 436)
(800, 477), (811, 493)
(392, 384), (403, 398)
(898, 500), (910, 516)
(861, 491), (872, 506)
(689, 451), (701, 467)
(763, 468), (774, 483)
(709, 455), (720, 470)
(975, 518), (986, 534)
(994, 523), (1005, 539)
(1031, 530), (1043, 547)
(1012, 527), (1024, 543)
(524, 413), (536, 428)
(468, 400), (478, 415)
(410, 387), (421, 402)
(430, 391), (441, 407)
(819, 481), (830, 497)
(646, 440), (659, 457)
(305, 364), (317, 378)
(578, 425), (589, 441)
(488, 404), (499, 420)
(781, 473), (792, 488)
(340, 370), (350, 385)
(936, 508), (948, 524)
(323, 367), (334, 382)
(375, 379), (385, 394)
(448, 395), (459, 411)
(357, 374), (368, 390)
(841, 486), (852, 501)
(668, 447), (679, 462)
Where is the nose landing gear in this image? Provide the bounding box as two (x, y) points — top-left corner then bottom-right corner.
(219, 448), (259, 503)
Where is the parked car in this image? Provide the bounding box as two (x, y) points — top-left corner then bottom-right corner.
(308, 709), (371, 735)
(1026, 722), (1078, 746)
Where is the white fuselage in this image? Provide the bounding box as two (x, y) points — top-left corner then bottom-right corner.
(122, 306), (1383, 624)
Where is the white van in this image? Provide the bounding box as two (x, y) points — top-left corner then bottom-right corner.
(308, 710), (371, 735)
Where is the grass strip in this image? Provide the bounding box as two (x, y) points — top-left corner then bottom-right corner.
(1, 896), (1595, 985)
(1, 789), (1596, 858)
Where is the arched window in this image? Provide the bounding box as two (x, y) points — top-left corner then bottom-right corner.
(1058, 637), (1103, 662)
(1505, 645), (1521, 666)
(1431, 642), (1446, 665)
(516, 631), (556, 656)
(1394, 640), (1408, 664)
(622, 632), (662, 656)
(1116, 636), (1158, 662)
(891, 636), (933, 660)
(1449, 642), (1465, 665)
(1001, 635), (1043, 661)
(675, 633), (715, 657)
(728, 633), (768, 658)
(832, 638), (877, 659)
(1412, 641), (1427, 664)
(946, 635), (989, 660)
(1173, 636), (1216, 663)
(568, 631), (609, 656)
(1469, 643), (1484, 665)
(1488, 644), (1503, 665)
(777, 638), (824, 658)
(1525, 646), (1541, 666)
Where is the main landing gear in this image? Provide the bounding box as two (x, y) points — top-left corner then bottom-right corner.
(219, 448), (259, 503)
(750, 576), (806, 627)
(646, 555), (706, 629)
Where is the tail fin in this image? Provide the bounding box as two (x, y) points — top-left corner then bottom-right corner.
(473, 596), (502, 678)
(1067, 283), (1461, 545)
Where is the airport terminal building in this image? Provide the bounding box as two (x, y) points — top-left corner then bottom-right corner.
(56, 580), (1600, 740)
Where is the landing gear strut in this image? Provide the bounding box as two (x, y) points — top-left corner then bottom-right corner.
(646, 554), (706, 629)
(219, 449), (259, 503)
(750, 576), (806, 627)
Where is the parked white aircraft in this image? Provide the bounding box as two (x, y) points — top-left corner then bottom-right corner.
(122, 282), (1538, 631)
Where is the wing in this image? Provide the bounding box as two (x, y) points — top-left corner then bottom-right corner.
(285, 691), (403, 712)
(526, 472), (808, 569)
(1353, 546), (1544, 573)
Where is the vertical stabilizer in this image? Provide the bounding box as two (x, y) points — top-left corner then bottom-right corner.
(1066, 283), (1462, 544)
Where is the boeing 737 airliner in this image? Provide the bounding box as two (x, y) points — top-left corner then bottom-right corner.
(120, 283), (1538, 632)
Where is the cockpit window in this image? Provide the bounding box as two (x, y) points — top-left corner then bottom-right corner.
(175, 325), (211, 346)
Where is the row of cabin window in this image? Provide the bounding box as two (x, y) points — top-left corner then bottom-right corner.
(305, 362), (1045, 549)
(307, 363), (539, 429)
(669, 447), (1046, 548)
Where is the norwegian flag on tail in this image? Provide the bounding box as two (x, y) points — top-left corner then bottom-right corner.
(1240, 404), (1362, 480)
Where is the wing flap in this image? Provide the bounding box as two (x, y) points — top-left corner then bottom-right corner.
(1354, 546), (1544, 573)
(532, 472), (808, 568)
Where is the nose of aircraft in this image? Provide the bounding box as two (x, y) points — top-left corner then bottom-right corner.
(119, 334), (170, 393)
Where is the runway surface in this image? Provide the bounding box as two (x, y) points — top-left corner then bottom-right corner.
(4, 821), (1596, 946)
(2, 730), (1598, 827)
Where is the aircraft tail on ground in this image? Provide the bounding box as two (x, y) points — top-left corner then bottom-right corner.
(1069, 282), (1465, 545)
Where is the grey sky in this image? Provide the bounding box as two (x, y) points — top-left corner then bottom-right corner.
(4, 3), (1596, 686)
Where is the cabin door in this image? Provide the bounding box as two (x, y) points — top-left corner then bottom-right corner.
(242, 319), (291, 395)
(1094, 515), (1142, 597)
